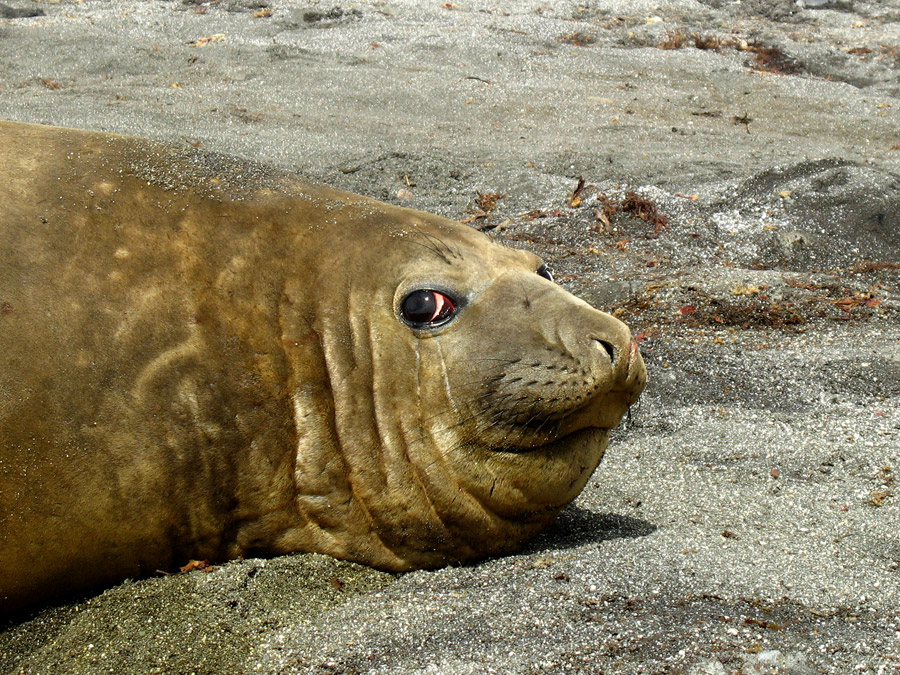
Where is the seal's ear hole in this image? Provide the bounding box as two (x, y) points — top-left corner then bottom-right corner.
(537, 264), (554, 282)
(400, 289), (458, 328)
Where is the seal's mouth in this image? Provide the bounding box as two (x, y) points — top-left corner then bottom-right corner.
(492, 425), (611, 455)
(485, 387), (635, 454)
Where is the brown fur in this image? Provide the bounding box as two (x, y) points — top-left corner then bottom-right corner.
(0, 122), (645, 614)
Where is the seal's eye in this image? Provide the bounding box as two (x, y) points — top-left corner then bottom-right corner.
(401, 290), (458, 328)
(537, 264), (554, 282)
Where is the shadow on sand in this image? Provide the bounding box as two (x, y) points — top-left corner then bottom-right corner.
(525, 505), (657, 554)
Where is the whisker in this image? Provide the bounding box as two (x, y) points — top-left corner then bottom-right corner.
(406, 399), (514, 449)
(404, 238), (452, 265)
(452, 372), (508, 390)
(420, 230), (461, 262)
(402, 376), (565, 454)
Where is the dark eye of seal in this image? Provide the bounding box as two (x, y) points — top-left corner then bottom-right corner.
(401, 290), (458, 328)
(537, 264), (554, 282)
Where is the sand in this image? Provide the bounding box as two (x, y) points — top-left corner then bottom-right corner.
(1, 1), (898, 672)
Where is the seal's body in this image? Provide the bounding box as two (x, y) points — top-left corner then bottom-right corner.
(0, 122), (645, 613)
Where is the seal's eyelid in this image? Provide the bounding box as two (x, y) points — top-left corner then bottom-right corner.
(537, 264), (554, 282)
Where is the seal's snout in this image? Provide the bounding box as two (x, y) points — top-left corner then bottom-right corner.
(616, 338), (646, 405)
(585, 320), (646, 405)
(628, 340), (642, 374)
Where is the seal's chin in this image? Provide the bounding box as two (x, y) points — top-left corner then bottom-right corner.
(483, 426), (611, 509)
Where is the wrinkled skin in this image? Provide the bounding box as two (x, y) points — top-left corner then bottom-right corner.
(0, 122), (645, 614)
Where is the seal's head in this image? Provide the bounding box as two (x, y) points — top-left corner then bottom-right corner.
(0, 122), (646, 613)
(280, 204), (646, 570)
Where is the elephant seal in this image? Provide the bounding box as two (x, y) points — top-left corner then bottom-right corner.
(0, 121), (645, 614)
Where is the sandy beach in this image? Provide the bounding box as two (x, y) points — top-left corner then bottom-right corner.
(1, 1), (899, 672)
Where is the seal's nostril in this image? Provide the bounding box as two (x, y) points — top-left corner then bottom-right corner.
(593, 339), (616, 363)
